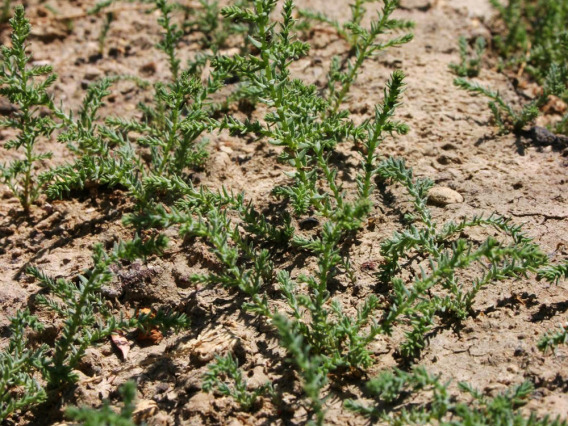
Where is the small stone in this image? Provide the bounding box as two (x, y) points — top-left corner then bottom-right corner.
(83, 66), (102, 81)
(529, 126), (568, 149)
(140, 61), (157, 76)
(399, 0), (431, 11)
(186, 392), (215, 414)
(219, 144), (233, 154)
(0, 98), (16, 116)
(506, 364), (519, 374)
(427, 186), (464, 206)
(246, 366), (270, 390)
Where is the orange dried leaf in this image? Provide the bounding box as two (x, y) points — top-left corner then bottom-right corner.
(136, 328), (163, 345)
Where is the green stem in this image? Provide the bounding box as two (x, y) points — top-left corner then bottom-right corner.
(256, 4), (321, 211)
(157, 98), (181, 175)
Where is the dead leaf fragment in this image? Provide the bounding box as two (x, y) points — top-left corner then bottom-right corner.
(136, 328), (164, 344)
(180, 324), (240, 364)
(111, 333), (130, 361)
(135, 307), (164, 345)
(132, 399), (158, 423)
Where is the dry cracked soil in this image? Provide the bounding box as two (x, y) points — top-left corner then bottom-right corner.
(0, 0), (567, 424)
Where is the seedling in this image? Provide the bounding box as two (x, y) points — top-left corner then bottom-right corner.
(301, 0), (414, 115)
(203, 355), (273, 412)
(346, 367), (566, 425)
(65, 381), (137, 425)
(449, 36), (486, 77)
(0, 6), (60, 211)
(98, 12), (115, 55)
(456, 0), (568, 135)
(0, 310), (48, 420)
(454, 65), (563, 134)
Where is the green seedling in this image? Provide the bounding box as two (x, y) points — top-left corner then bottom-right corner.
(65, 381), (137, 426)
(449, 36), (486, 77)
(0, 7), (61, 211)
(203, 354), (273, 412)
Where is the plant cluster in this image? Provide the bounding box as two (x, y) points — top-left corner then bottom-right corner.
(202, 355), (273, 411)
(347, 367), (566, 425)
(1, 0), (567, 424)
(65, 381), (137, 426)
(0, 237), (188, 421)
(454, 0), (568, 135)
(183, 0), (254, 52)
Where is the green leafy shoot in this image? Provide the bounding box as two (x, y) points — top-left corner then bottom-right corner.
(0, 239), (189, 420)
(454, 77), (540, 134)
(0, 310), (48, 422)
(449, 36), (486, 77)
(538, 323), (568, 353)
(65, 381), (137, 426)
(203, 354), (273, 412)
(347, 368), (566, 425)
(300, 0), (414, 115)
(0, 6), (60, 211)
(457, 0), (568, 135)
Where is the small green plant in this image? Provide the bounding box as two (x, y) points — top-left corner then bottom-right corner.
(375, 157), (550, 358)
(46, 0), (223, 205)
(65, 381), (137, 426)
(455, 57), (568, 134)
(346, 367), (566, 425)
(0, 310), (48, 421)
(155, 0), (183, 80)
(0, 238), (189, 421)
(183, 0), (253, 52)
(536, 261), (568, 353)
(0, 6), (60, 211)
(456, 0), (568, 135)
(97, 12), (115, 55)
(454, 77), (541, 134)
(539, 323), (568, 353)
(203, 354), (273, 412)
(300, 0), (414, 115)
(449, 36), (486, 77)
(490, 0), (568, 81)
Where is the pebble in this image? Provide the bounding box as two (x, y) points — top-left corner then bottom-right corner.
(83, 66), (102, 81)
(427, 186), (464, 206)
(246, 365), (270, 390)
(186, 392), (215, 414)
(506, 364), (519, 374)
(140, 61), (157, 76)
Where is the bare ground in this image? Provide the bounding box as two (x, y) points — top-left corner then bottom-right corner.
(0, 0), (567, 424)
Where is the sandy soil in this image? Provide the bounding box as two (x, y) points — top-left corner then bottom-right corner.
(0, 0), (567, 424)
